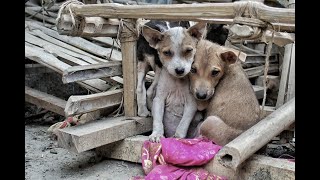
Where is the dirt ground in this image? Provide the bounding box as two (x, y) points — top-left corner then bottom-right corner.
(25, 120), (145, 180)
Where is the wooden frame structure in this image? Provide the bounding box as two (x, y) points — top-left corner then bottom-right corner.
(26, 1), (295, 179)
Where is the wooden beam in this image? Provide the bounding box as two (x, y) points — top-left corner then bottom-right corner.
(252, 85), (264, 99)
(56, 116), (152, 153)
(120, 19), (137, 117)
(64, 89), (123, 117)
(96, 135), (294, 180)
(286, 43), (295, 102)
(96, 135), (148, 163)
(276, 44), (292, 108)
(56, 13), (119, 37)
(68, 2), (294, 25)
(244, 64), (278, 78)
(215, 97), (295, 171)
(239, 154), (294, 179)
(62, 61), (122, 83)
(25, 86), (66, 116)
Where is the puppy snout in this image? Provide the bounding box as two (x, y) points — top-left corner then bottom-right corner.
(196, 91), (207, 100)
(175, 68), (185, 75)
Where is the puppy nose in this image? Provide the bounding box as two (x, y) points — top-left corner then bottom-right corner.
(175, 68), (185, 75)
(196, 92), (207, 99)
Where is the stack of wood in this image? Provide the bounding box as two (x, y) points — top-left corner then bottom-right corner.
(25, 1), (295, 179)
(25, 1), (124, 124)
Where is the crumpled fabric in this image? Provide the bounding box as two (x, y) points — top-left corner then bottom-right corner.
(132, 137), (227, 180)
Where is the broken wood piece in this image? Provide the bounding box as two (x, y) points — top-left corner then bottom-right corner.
(244, 64), (278, 78)
(56, 116), (152, 153)
(25, 86), (67, 116)
(67, 2), (294, 26)
(215, 97), (295, 171)
(56, 14), (119, 37)
(96, 135), (294, 180)
(64, 89), (123, 117)
(62, 61), (122, 83)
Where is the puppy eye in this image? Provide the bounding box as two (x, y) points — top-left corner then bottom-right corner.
(211, 70), (220, 76)
(163, 50), (172, 56)
(191, 67), (197, 73)
(185, 48), (193, 54)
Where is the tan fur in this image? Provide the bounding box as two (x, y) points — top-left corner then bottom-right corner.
(189, 40), (261, 146)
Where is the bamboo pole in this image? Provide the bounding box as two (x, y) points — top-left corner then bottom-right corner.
(68, 2), (294, 27)
(120, 19), (138, 117)
(215, 97), (295, 171)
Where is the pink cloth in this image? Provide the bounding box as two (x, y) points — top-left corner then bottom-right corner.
(132, 137), (227, 180)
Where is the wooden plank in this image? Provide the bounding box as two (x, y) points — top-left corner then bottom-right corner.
(87, 37), (121, 49)
(25, 86), (66, 116)
(96, 135), (148, 163)
(25, 31), (95, 65)
(239, 154), (294, 179)
(252, 85), (264, 99)
(69, 2), (294, 25)
(26, 22), (110, 63)
(25, 42), (109, 92)
(62, 61), (122, 83)
(276, 44), (293, 108)
(25, 8), (56, 24)
(244, 64), (278, 78)
(286, 43), (295, 101)
(215, 98), (295, 171)
(25, 21), (122, 61)
(64, 89), (123, 117)
(120, 19), (137, 117)
(56, 116), (152, 153)
(96, 135), (294, 180)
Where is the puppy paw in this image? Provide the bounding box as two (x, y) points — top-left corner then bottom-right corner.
(173, 130), (187, 139)
(138, 108), (151, 117)
(149, 132), (164, 143)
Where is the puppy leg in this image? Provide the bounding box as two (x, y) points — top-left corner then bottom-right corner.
(174, 96), (197, 138)
(200, 116), (243, 146)
(146, 66), (161, 112)
(149, 96), (165, 143)
(136, 61), (151, 117)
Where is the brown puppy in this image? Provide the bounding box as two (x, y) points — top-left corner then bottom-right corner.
(189, 40), (261, 146)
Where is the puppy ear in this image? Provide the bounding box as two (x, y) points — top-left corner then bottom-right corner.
(187, 22), (207, 40)
(142, 25), (163, 49)
(220, 51), (237, 64)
